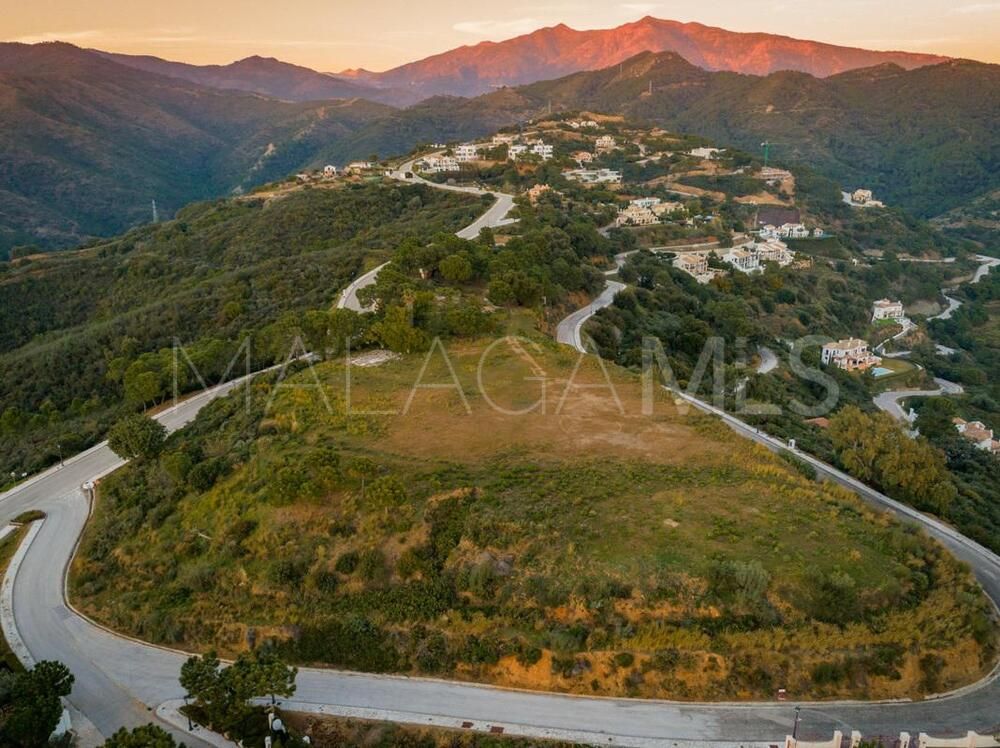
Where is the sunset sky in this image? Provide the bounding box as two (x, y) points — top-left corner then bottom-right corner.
(4, 0), (999, 71)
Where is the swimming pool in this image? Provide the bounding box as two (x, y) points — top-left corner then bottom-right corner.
(871, 366), (893, 377)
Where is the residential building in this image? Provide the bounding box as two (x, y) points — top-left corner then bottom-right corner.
(872, 299), (906, 323)
(530, 141), (554, 160)
(573, 151), (594, 164)
(568, 120), (599, 129)
(526, 184), (552, 205)
(345, 161), (374, 174)
(722, 247), (761, 274)
(322, 165), (338, 178)
(753, 240), (793, 266)
(821, 339), (881, 371)
(630, 197), (662, 210)
(652, 201), (684, 218)
(851, 188), (884, 207)
(760, 166), (792, 183)
(562, 168), (622, 185)
(454, 143), (479, 162)
(416, 155), (459, 173)
(953, 418), (1000, 454)
(595, 135), (617, 152)
(492, 134), (518, 146)
(674, 253), (708, 276)
(813, 227), (825, 238)
(689, 147), (722, 159)
(761, 223), (810, 240)
(616, 204), (659, 227)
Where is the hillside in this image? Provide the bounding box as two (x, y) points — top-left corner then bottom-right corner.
(97, 51), (412, 105)
(513, 53), (1000, 217)
(72, 337), (996, 701)
(0, 180), (482, 477)
(0, 43), (393, 252)
(354, 16), (948, 98)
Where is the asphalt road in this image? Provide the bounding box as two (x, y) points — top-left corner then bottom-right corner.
(555, 279), (625, 351)
(873, 377), (964, 422)
(336, 261), (390, 312)
(3, 195), (999, 744)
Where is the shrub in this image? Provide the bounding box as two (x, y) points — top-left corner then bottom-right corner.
(335, 550), (360, 574)
(613, 652), (635, 668)
(358, 549), (387, 584)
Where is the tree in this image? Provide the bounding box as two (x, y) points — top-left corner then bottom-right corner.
(180, 650), (296, 731)
(108, 414), (167, 461)
(438, 253), (473, 283)
(1, 660), (74, 747)
(101, 724), (181, 747)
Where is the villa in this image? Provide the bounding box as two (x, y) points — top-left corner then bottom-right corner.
(454, 143), (480, 162)
(851, 188), (885, 208)
(872, 299), (906, 323)
(526, 184), (553, 205)
(563, 168), (622, 185)
(953, 418), (1000, 455)
(821, 339), (881, 371)
(673, 252), (716, 283)
(753, 240), (794, 266)
(595, 135), (617, 152)
(616, 204), (659, 227)
(722, 247), (761, 274)
(760, 223), (810, 240)
(322, 165), (338, 178)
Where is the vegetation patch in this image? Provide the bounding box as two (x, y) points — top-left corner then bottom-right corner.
(71, 339), (997, 701)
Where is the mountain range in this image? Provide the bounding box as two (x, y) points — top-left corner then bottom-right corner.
(0, 19), (995, 253)
(343, 17), (950, 99)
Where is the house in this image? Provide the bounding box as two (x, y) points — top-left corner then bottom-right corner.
(345, 161), (374, 174)
(530, 141), (554, 160)
(689, 147), (722, 159)
(492, 134), (519, 146)
(722, 247), (761, 274)
(573, 151), (594, 164)
(322, 165), (338, 178)
(761, 223), (809, 240)
(759, 166), (792, 183)
(563, 168), (622, 185)
(872, 299), (906, 323)
(526, 184), (552, 205)
(616, 204), (659, 227)
(595, 135), (617, 152)
(630, 197), (662, 210)
(953, 418), (1000, 454)
(454, 143), (479, 162)
(851, 188), (884, 207)
(821, 339), (881, 371)
(416, 155), (459, 173)
(568, 120), (598, 129)
(813, 227), (824, 238)
(753, 240), (793, 266)
(674, 253), (708, 275)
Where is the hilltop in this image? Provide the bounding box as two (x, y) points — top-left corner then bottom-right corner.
(72, 337), (996, 701)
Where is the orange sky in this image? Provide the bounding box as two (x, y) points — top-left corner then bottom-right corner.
(3, 1), (998, 71)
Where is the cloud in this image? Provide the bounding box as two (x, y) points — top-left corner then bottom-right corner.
(452, 18), (547, 37)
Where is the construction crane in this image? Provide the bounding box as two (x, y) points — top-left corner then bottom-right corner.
(760, 141), (778, 168)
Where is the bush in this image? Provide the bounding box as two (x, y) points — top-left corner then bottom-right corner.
(358, 549), (387, 583)
(613, 652), (635, 668)
(335, 550), (360, 574)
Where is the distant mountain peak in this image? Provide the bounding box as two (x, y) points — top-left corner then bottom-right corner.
(359, 16), (950, 99)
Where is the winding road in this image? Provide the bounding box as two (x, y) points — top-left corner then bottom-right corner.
(5, 172), (1000, 746)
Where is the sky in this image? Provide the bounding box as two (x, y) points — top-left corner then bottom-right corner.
(3, 0), (999, 71)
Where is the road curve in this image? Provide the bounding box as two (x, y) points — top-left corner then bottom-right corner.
(555, 280), (625, 351)
(874, 377), (964, 423)
(334, 157), (519, 310)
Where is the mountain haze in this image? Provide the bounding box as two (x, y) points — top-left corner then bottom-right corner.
(350, 16), (950, 98)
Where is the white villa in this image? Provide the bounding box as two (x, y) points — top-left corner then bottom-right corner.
(722, 247), (761, 274)
(322, 165), (338, 178)
(563, 168), (622, 185)
(416, 155), (459, 173)
(454, 144), (480, 163)
(595, 135), (617, 152)
(530, 141), (554, 160)
(508, 144), (528, 159)
(821, 339), (881, 371)
(760, 223), (810, 240)
(753, 239), (794, 266)
(689, 147), (723, 159)
(872, 299), (905, 323)
(345, 161), (375, 173)
(954, 418), (1000, 455)
(673, 253), (717, 283)
(568, 120), (599, 129)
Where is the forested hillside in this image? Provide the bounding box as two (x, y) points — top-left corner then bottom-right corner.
(0, 43), (392, 252)
(0, 181), (481, 477)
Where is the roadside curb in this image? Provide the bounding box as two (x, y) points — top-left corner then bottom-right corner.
(0, 519), (43, 668)
(277, 699), (774, 748)
(155, 700), (237, 747)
